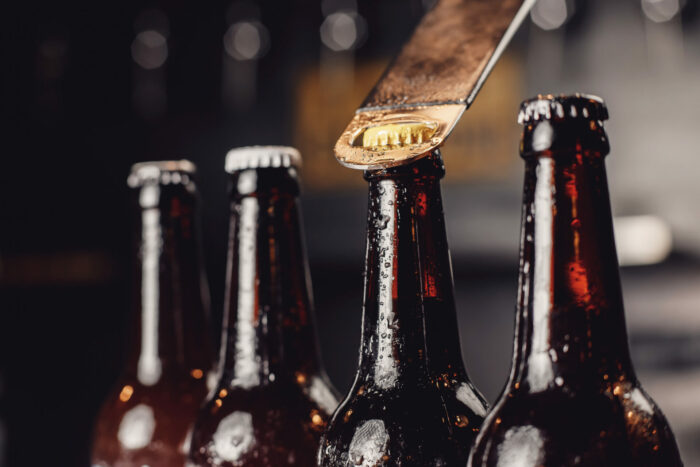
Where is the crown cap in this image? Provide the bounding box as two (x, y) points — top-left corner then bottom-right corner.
(225, 146), (302, 173)
(128, 160), (196, 187)
(518, 94), (608, 125)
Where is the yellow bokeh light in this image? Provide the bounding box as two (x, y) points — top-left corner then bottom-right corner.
(119, 385), (134, 402)
(311, 410), (324, 427)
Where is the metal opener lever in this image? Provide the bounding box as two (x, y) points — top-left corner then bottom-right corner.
(334, 0), (536, 170)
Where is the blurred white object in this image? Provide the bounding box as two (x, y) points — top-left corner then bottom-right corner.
(223, 21), (269, 61)
(320, 11), (367, 52)
(530, 0), (572, 31)
(641, 0), (681, 23)
(131, 30), (168, 70)
(614, 215), (673, 267)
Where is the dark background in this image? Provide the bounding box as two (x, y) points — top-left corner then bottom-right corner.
(3, 1), (700, 466)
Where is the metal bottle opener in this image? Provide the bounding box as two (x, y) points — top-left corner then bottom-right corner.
(334, 0), (536, 170)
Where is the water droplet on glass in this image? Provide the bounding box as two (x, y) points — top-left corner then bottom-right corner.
(376, 215), (390, 230)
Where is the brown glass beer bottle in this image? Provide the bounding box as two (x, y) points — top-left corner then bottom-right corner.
(468, 95), (683, 466)
(318, 151), (488, 466)
(92, 160), (215, 467)
(187, 146), (339, 466)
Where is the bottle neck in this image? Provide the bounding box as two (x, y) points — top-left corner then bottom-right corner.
(512, 151), (634, 394)
(357, 153), (464, 390)
(220, 168), (322, 389)
(414, 168), (468, 380)
(127, 183), (212, 386)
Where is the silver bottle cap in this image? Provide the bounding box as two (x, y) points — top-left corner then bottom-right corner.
(127, 160), (197, 187)
(225, 146), (302, 173)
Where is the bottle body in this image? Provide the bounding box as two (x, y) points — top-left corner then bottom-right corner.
(188, 149), (338, 466)
(469, 96), (682, 466)
(319, 153), (487, 466)
(93, 376), (209, 466)
(92, 162), (213, 467)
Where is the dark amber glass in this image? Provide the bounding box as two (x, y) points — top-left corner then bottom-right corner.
(92, 161), (214, 467)
(188, 148), (339, 466)
(469, 95), (683, 466)
(318, 151), (488, 466)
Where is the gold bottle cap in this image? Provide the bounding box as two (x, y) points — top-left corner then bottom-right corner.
(127, 160), (197, 187)
(334, 104), (464, 170)
(225, 146), (302, 173)
(360, 122), (438, 148)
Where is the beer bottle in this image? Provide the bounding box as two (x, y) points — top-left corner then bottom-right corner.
(187, 146), (339, 466)
(92, 160), (214, 466)
(468, 95), (683, 466)
(318, 151), (488, 466)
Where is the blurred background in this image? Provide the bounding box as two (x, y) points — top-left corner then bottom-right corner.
(2, 0), (700, 465)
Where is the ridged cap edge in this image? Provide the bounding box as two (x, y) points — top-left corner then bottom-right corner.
(225, 146), (302, 173)
(127, 159), (196, 187)
(518, 93), (608, 125)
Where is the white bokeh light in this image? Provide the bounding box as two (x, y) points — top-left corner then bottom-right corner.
(614, 215), (673, 266)
(641, 0), (681, 23)
(531, 0), (570, 31)
(131, 30), (168, 70)
(223, 21), (269, 61)
(320, 11), (367, 52)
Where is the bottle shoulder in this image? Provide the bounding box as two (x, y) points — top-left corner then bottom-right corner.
(319, 379), (487, 466)
(438, 378), (489, 424)
(189, 379), (328, 466)
(470, 383), (682, 466)
(188, 401), (320, 466)
(319, 401), (465, 467)
(97, 375), (209, 414)
(192, 376), (337, 438)
(92, 378), (206, 465)
(207, 371), (339, 413)
(336, 375), (487, 415)
(296, 371), (341, 416)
